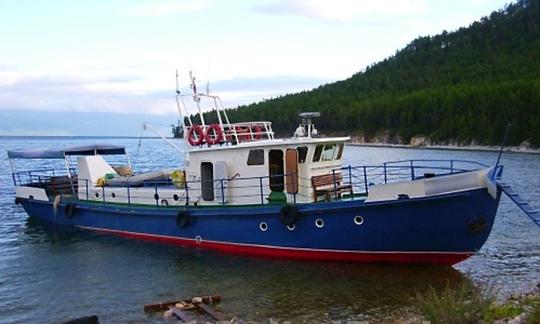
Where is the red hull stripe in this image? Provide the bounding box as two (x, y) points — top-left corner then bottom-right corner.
(78, 226), (472, 265)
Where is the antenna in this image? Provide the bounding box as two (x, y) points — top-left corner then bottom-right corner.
(495, 123), (512, 167)
(175, 69), (180, 94)
(189, 70), (197, 94)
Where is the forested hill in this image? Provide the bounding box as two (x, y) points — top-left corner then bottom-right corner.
(221, 0), (540, 146)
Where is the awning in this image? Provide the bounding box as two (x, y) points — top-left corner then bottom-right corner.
(7, 144), (127, 159)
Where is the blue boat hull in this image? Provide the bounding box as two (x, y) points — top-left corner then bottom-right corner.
(18, 187), (501, 265)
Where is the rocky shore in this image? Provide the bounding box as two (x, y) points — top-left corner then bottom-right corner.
(347, 134), (540, 155)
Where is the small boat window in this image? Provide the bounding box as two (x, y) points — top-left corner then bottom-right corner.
(336, 143), (344, 160)
(247, 149), (264, 165)
(321, 144), (336, 161)
(297, 147), (308, 163)
(313, 145), (323, 162)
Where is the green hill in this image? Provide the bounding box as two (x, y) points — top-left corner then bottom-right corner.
(220, 0), (540, 147)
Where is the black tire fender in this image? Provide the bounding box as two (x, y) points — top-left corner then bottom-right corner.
(176, 209), (191, 228)
(64, 203), (77, 219)
(14, 197), (23, 205)
(279, 204), (298, 226)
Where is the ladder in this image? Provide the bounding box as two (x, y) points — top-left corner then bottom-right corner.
(499, 182), (540, 227)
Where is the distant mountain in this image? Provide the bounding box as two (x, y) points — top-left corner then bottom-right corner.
(219, 0), (540, 147)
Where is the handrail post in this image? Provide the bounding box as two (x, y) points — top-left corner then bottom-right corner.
(184, 181), (190, 206)
(363, 166), (368, 195)
(450, 160), (454, 174)
(383, 163), (387, 184)
(410, 160), (415, 180)
(348, 165), (353, 188)
(220, 179), (225, 205)
(102, 186), (105, 203)
(127, 183), (131, 206)
(154, 184), (159, 207)
(86, 179), (89, 200)
(259, 177), (264, 205)
(332, 169), (338, 199)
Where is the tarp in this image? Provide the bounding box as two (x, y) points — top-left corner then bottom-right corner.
(7, 144), (126, 159)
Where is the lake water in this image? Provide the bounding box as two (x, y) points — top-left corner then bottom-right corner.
(1, 137), (539, 323)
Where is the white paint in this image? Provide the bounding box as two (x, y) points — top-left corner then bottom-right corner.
(365, 168), (495, 202)
(16, 186), (49, 201)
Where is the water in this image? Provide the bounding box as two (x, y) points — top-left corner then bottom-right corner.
(1, 137), (539, 323)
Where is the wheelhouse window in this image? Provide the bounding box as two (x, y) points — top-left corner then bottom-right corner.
(297, 147), (308, 163)
(313, 145), (323, 162)
(321, 144), (336, 161)
(336, 143), (344, 160)
(247, 149), (264, 165)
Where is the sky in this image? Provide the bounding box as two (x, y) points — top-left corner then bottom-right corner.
(0, 0), (511, 136)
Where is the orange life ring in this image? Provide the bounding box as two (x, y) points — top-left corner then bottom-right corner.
(252, 124), (263, 140)
(205, 124), (224, 145)
(235, 126), (249, 142)
(187, 124), (204, 146)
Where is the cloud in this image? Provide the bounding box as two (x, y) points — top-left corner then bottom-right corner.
(0, 74), (329, 115)
(127, 0), (215, 16)
(254, 0), (428, 22)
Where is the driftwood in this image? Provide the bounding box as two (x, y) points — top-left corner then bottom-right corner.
(194, 301), (228, 321)
(144, 295), (221, 313)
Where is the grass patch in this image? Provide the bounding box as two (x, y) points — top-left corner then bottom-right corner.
(415, 282), (495, 324)
(525, 295), (540, 324)
(485, 303), (523, 322)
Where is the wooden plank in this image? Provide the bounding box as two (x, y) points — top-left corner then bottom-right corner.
(144, 295), (221, 313)
(169, 306), (193, 322)
(195, 302), (228, 321)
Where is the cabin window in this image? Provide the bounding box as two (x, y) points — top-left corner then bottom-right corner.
(201, 162), (214, 201)
(297, 147), (308, 164)
(336, 143), (344, 160)
(313, 145), (323, 162)
(247, 149), (264, 165)
(321, 144), (336, 161)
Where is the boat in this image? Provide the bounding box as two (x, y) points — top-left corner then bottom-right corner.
(9, 76), (538, 265)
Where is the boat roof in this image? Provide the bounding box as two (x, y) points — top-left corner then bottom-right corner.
(7, 144), (126, 159)
(188, 136), (351, 153)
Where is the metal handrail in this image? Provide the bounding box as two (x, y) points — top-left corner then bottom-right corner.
(17, 159), (491, 206)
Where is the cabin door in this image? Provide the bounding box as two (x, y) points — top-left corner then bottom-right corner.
(285, 149), (298, 194)
(268, 150), (284, 192)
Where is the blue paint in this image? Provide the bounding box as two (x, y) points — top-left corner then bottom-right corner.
(19, 187), (500, 256)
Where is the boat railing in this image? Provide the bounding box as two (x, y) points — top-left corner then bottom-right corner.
(334, 159), (490, 198)
(71, 159), (490, 207)
(185, 121), (275, 148)
(77, 172), (302, 206)
(12, 168), (76, 187)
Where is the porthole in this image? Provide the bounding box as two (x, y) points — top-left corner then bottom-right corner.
(161, 199), (169, 206)
(287, 224), (296, 231)
(354, 216), (364, 225)
(259, 222), (268, 232)
(195, 235), (202, 244)
(111, 192), (116, 198)
(173, 194), (179, 201)
(95, 192), (100, 198)
(315, 218), (324, 228)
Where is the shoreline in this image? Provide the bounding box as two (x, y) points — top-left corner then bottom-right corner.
(347, 142), (540, 155)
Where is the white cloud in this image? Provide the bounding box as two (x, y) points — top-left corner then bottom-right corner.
(255, 0), (428, 22)
(0, 73), (329, 115)
(127, 0), (215, 16)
